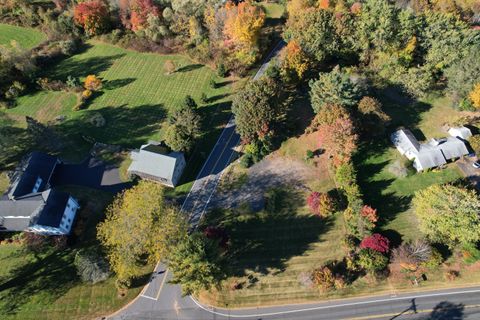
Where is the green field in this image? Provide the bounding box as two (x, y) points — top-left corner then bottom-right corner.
(0, 187), (146, 320)
(6, 41), (232, 192)
(0, 23), (46, 48)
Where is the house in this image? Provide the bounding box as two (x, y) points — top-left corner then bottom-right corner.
(448, 126), (472, 141)
(391, 128), (469, 171)
(127, 142), (186, 187)
(0, 152), (79, 235)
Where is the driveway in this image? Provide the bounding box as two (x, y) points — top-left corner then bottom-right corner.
(51, 157), (131, 193)
(457, 157), (480, 189)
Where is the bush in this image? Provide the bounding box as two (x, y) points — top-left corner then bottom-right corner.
(209, 79), (216, 89)
(58, 39), (78, 56)
(184, 95), (197, 109)
(201, 93), (208, 104)
(360, 234), (390, 253)
(357, 248), (389, 274)
(240, 153), (254, 168)
(305, 149), (314, 159)
(307, 192), (335, 218)
(217, 63), (227, 77)
(74, 248), (111, 284)
(461, 243), (480, 264)
(421, 248), (443, 269)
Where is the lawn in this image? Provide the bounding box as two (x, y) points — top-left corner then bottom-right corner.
(0, 187), (147, 320)
(6, 40), (233, 192)
(0, 23), (46, 48)
(259, 1), (285, 19)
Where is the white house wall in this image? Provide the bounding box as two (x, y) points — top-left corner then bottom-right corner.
(59, 197), (79, 234)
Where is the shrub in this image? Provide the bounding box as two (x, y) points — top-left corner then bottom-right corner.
(74, 249), (111, 284)
(357, 248), (389, 274)
(164, 60), (176, 74)
(217, 63), (227, 77)
(240, 153), (253, 168)
(444, 270), (460, 281)
(461, 243), (480, 264)
(184, 95), (197, 109)
(58, 39), (77, 56)
(421, 248), (443, 269)
(312, 266), (335, 292)
(21, 233), (49, 253)
(392, 239), (432, 271)
(84, 75), (102, 91)
(307, 192), (335, 217)
(209, 79), (216, 89)
(306, 149), (314, 159)
(360, 234), (390, 253)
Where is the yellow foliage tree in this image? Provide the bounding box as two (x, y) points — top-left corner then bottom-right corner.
(281, 40), (310, 79)
(469, 83), (480, 109)
(97, 181), (187, 286)
(224, 0), (265, 50)
(84, 74), (102, 91)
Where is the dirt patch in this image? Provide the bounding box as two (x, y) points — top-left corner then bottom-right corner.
(211, 152), (333, 211)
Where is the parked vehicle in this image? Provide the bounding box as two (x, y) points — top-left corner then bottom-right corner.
(472, 162), (480, 169)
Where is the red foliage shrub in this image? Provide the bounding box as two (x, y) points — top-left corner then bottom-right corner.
(204, 226), (229, 248)
(360, 233), (390, 253)
(307, 192), (335, 217)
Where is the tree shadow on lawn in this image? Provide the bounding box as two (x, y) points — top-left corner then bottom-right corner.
(175, 64), (203, 73)
(204, 187), (334, 278)
(103, 78), (136, 90)
(355, 140), (411, 228)
(0, 249), (78, 316)
(50, 53), (127, 80)
(55, 103), (166, 149)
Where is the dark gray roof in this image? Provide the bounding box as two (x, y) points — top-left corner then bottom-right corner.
(0, 189), (71, 230)
(8, 152), (59, 199)
(33, 189), (70, 228)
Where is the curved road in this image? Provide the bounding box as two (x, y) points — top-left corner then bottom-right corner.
(108, 41), (480, 320)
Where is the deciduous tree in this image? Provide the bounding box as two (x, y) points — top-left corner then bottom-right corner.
(232, 77), (281, 143)
(97, 181), (187, 285)
(357, 248), (388, 274)
(319, 115), (358, 167)
(413, 184), (480, 248)
(74, 0), (110, 36)
(469, 83), (480, 109)
(280, 40), (310, 80)
(168, 232), (225, 295)
(84, 74), (102, 91)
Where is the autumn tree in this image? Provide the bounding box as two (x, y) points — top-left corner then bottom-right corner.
(284, 7), (339, 64)
(224, 1), (265, 50)
(469, 135), (480, 154)
(280, 40), (310, 80)
(223, 1), (265, 66)
(74, 0), (110, 36)
(318, 114), (358, 167)
(360, 233), (390, 253)
(413, 184), (480, 248)
(232, 77), (281, 143)
(309, 66), (363, 113)
(130, 0), (160, 31)
(168, 232), (225, 295)
(357, 96), (390, 135)
(469, 83), (480, 109)
(97, 181), (187, 286)
(307, 192), (335, 218)
(84, 75), (102, 91)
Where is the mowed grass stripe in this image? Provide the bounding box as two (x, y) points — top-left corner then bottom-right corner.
(0, 23), (46, 48)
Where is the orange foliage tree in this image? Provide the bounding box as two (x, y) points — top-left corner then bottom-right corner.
(84, 75), (102, 91)
(74, 0), (110, 36)
(319, 114), (358, 167)
(130, 0), (160, 31)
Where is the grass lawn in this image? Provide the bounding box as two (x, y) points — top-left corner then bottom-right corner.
(259, 1), (285, 19)
(0, 23), (46, 48)
(0, 187), (147, 320)
(5, 40), (232, 193)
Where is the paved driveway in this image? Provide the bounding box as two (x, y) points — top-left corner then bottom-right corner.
(51, 157), (131, 193)
(457, 157), (480, 188)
